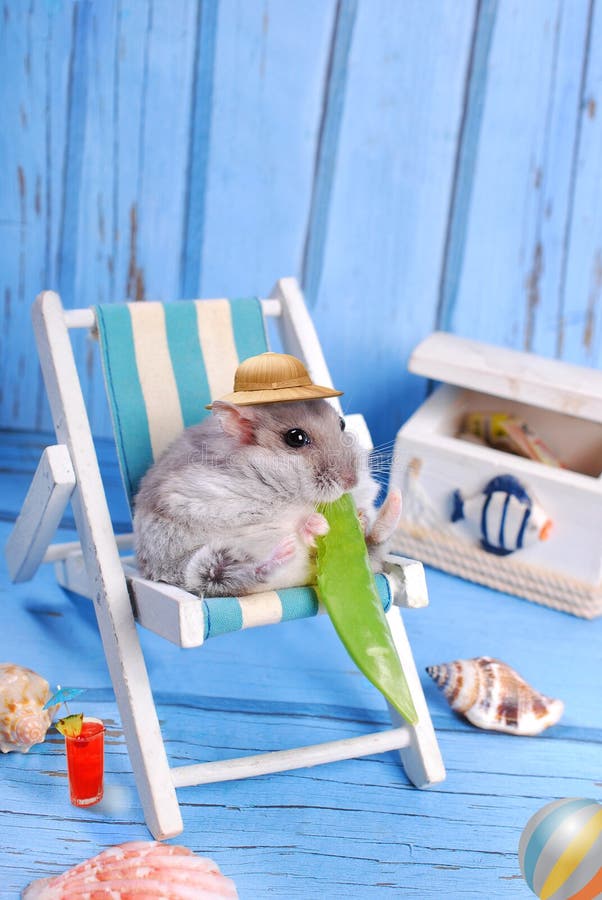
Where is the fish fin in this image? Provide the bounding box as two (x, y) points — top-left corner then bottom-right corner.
(480, 538), (514, 556)
(484, 474), (530, 505)
(451, 489), (465, 522)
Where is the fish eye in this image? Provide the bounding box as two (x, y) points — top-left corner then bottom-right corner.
(339, 417), (346, 431)
(284, 428), (311, 449)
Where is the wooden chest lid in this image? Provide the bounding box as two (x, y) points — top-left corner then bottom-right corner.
(409, 332), (602, 424)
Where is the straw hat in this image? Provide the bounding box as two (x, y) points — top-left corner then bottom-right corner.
(206, 352), (343, 407)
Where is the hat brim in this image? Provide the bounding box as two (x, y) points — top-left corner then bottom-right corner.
(205, 384), (343, 409)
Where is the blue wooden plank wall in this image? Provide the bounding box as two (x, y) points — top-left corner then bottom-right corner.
(1, 0), (602, 447)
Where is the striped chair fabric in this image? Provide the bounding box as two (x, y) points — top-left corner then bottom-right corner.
(95, 298), (268, 504)
(95, 297), (393, 639)
(201, 576), (393, 641)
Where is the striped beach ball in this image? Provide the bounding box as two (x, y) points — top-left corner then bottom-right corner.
(519, 799), (602, 899)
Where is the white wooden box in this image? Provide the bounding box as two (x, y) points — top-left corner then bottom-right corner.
(390, 333), (602, 618)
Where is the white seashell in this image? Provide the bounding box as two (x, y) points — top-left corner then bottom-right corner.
(0, 663), (54, 753)
(426, 656), (564, 736)
(23, 841), (239, 899)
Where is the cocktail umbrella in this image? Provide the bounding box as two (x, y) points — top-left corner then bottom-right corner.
(43, 687), (86, 711)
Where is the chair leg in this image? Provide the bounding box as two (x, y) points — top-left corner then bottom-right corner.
(33, 291), (183, 840)
(385, 605), (446, 787)
(61, 562), (183, 837)
(108, 615), (184, 840)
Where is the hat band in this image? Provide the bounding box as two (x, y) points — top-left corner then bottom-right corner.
(234, 374), (313, 392)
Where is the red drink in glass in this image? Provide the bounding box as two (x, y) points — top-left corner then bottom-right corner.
(64, 716), (104, 807)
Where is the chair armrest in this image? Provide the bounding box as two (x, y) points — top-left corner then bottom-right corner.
(383, 553), (429, 609)
(5, 445), (76, 583)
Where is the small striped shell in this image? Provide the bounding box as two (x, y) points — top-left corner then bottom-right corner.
(0, 663), (54, 753)
(426, 657), (564, 736)
(23, 841), (239, 899)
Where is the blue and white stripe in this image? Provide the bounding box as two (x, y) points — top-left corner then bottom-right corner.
(481, 490), (531, 552)
(201, 575), (393, 641)
(95, 297), (268, 505)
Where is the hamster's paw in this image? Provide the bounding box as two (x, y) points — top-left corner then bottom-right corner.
(299, 512), (329, 547)
(357, 508), (370, 534)
(367, 489), (402, 546)
(255, 534), (297, 581)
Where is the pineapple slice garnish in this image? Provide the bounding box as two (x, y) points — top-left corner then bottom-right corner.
(55, 713), (84, 738)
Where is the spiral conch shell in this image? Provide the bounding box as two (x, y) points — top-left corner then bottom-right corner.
(426, 657), (564, 736)
(0, 663), (54, 753)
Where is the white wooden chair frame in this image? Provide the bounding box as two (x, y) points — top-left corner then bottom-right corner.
(5, 278), (445, 839)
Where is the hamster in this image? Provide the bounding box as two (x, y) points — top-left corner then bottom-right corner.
(133, 399), (401, 597)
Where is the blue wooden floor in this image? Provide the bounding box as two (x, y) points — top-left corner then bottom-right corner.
(1, 429), (600, 899)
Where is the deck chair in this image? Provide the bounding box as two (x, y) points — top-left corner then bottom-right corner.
(5, 277), (445, 839)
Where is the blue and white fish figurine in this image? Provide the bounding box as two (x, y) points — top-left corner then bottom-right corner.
(451, 474), (552, 556)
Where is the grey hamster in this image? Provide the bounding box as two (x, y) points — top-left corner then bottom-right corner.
(134, 399), (401, 597)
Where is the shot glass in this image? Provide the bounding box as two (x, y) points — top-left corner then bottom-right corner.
(64, 716), (105, 807)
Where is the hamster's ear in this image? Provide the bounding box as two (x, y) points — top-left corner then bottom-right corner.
(211, 401), (256, 444)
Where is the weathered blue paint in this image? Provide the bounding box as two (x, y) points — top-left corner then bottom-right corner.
(198, 0), (335, 299)
(527, 0), (593, 359)
(57, 0), (91, 309)
(180, 0), (219, 300)
(1, 0), (602, 447)
(110, 0), (198, 308)
(0, 1), (71, 434)
(560, 0), (602, 367)
(312, 0), (477, 446)
(449, 0), (592, 357)
(301, 0), (358, 308)
(436, 0), (499, 334)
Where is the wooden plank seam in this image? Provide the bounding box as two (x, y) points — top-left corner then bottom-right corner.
(300, 0), (358, 307)
(435, 0), (499, 334)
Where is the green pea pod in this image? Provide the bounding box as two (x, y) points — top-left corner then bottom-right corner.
(316, 493), (418, 726)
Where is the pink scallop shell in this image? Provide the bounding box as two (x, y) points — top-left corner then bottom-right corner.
(23, 841), (239, 899)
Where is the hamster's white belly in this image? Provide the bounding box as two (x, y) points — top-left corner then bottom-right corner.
(231, 505), (317, 594)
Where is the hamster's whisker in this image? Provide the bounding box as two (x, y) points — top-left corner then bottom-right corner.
(369, 454), (396, 468)
(370, 446), (396, 458)
(371, 469), (392, 481)
(370, 443), (395, 456)
(368, 466), (392, 483)
(371, 472), (392, 484)
(368, 453), (393, 468)
(370, 445), (395, 457)
(369, 455), (392, 468)
(370, 439), (398, 452)
(370, 466), (393, 479)
(339, 392), (358, 419)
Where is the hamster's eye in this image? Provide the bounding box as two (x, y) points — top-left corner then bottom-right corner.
(284, 428), (311, 449)
(339, 417), (345, 431)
